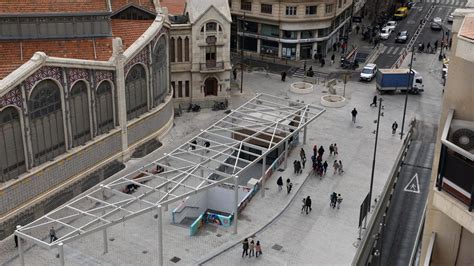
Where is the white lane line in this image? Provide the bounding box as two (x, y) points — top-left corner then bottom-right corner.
(392, 47), (401, 55)
(380, 46), (387, 54)
(386, 46), (394, 54)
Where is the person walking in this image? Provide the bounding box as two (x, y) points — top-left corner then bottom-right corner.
(333, 143), (339, 156)
(293, 160), (299, 174)
(370, 95), (377, 107)
(281, 71), (287, 81)
(434, 40), (438, 51)
(351, 108), (358, 124)
(14, 234), (18, 248)
(255, 241), (262, 257)
(297, 160), (302, 174)
(242, 238), (249, 257)
(329, 144), (334, 156)
(286, 178), (292, 194)
(277, 176), (283, 191)
(323, 161), (328, 175)
(204, 141), (210, 153)
(249, 239), (255, 257)
(337, 194), (343, 209)
(392, 121), (398, 135)
(300, 148), (306, 162)
(305, 196), (312, 214)
(301, 197), (307, 214)
(338, 160), (344, 174)
(318, 145), (325, 158)
(333, 160), (340, 175)
(321, 58), (326, 68)
(313, 144), (318, 157)
(49, 226), (57, 243)
(331, 54), (335, 65)
(356, 24), (360, 34)
(330, 192), (337, 208)
(233, 68), (237, 80)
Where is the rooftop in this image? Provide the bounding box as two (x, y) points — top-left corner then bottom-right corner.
(160, 0), (186, 15)
(459, 16), (474, 41)
(0, 0), (108, 14)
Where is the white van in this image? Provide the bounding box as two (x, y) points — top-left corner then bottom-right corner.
(360, 63), (378, 81)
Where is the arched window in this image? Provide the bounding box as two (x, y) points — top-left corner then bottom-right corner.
(177, 37), (183, 62)
(170, 37), (175, 62)
(0, 107), (26, 182)
(95, 81), (114, 135)
(206, 22), (217, 32)
(184, 37), (190, 62)
(153, 36), (168, 106)
(204, 77), (218, 96)
(125, 64), (148, 120)
(69, 81), (91, 147)
(29, 80), (66, 166)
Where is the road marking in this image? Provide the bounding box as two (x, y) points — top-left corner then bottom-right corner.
(404, 173), (421, 194)
(392, 47), (400, 55)
(380, 46), (387, 54)
(386, 47), (394, 54)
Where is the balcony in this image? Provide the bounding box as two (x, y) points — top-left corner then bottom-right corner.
(436, 109), (474, 212)
(200, 61), (224, 72)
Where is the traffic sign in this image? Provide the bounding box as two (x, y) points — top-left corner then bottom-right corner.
(404, 173), (420, 194)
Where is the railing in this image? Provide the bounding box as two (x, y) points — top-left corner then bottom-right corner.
(200, 61), (224, 71)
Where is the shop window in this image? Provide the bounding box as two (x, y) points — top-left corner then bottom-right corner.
(301, 30), (313, 39)
(282, 30), (297, 39)
(261, 23), (279, 37)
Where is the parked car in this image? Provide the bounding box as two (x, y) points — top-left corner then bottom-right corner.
(431, 17), (443, 30)
(395, 31), (409, 43)
(379, 27), (392, 40)
(447, 13), (454, 23)
(406, 2), (415, 9)
(360, 63), (378, 81)
(394, 7), (409, 20)
(385, 21), (397, 31)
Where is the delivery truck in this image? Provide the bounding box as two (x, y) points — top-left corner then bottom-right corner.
(375, 68), (424, 94)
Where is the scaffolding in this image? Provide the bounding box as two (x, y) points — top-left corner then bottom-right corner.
(15, 93), (325, 265)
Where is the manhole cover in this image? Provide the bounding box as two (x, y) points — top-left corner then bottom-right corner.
(142, 250), (148, 254)
(216, 233), (222, 237)
(356, 126), (363, 129)
(272, 244), (283, 251)
(170, 256), (181, 263)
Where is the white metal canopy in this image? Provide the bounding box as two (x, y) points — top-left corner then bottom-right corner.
(15, 93), (325, 255)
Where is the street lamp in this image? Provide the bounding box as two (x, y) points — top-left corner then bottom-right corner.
(400, 44), (415, 140)
(369, 97), (383, 212)
(239, 13), (247, 94)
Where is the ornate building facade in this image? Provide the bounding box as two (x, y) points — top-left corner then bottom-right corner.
(0, 1), (174, 238)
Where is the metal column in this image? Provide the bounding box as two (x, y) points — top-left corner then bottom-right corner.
(102, 228), (108, 254)
(233, 176), (239, 234)
(157, 205), (163, 266)
(17, 225), (24, 266)
(284, 139), (289, 169)
(261, 156), (266, 197)
(58, 243), (65, 266)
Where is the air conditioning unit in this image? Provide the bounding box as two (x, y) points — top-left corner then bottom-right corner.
(448, 119), (474, 153)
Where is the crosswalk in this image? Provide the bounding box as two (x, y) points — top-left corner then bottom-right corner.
(423, 0), (467, 7)
(292, 68), (306, 78)
(380, 46), (404, 55)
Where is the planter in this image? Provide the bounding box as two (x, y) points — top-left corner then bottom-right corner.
(289, 82), (314, 94)
(321, 95), (347, 108)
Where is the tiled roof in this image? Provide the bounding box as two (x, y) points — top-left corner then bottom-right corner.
(0, 0), (109, 14)
(111, 0), (156, 13)
(0, 19), (154, 80)
(160, 0), (185, 15)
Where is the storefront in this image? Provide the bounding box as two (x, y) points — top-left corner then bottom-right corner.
(260, 40), (279, 56)
(282, 43), (296, 59)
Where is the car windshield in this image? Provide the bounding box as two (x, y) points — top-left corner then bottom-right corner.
(382, 29), (388, 33)
(362, 68), (373, 74)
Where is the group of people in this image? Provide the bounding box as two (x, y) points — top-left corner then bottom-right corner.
(301, 196), (312, 215)
(242, 238), (263, 258)
(276, 176), (293, 194)
(293, 159), (303, 175)
(330, 192), (343, 209)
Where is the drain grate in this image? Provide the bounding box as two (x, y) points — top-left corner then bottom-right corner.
(272, 244), (283, 251)
(170, 256), (181, 263)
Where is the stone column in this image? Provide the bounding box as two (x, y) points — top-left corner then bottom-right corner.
(112, 38), (129, 158)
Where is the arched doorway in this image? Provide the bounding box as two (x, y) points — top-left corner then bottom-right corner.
(204, 77), (218, 96)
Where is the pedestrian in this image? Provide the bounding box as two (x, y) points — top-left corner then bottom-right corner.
(323, 161), (328, 175)
(303, 61), (307, 73)
(287, 178), (293, 194)
(333, 143), (339, 156)
(49, 226), (57, 243)
(297, 160), (302, 174)
(337, 194), (343, 209)
(392, 121), (398, 135)
(249, 239), (255, 257)
(329, 144), (334, 156)
(233, 68), (237, 80)
(277, 176), (283, 191)
(302, 157), (306, 169)
(331, 54), (335, 65)
(356, 24), (360, 34)
(190, 139), (197, 150)
(338, 160), (344, 174)
(313, 144), (317, 157)
(427, 42), (432, 53)
(321, 58), (326, 68)
(293, 160), (298, 174)
(301, 197), (307, 214)
(333, 160), (340, 175)
(370, 95), (377, 107)
(351, 108), (358, 124)
(242, 238), (249, 257)
(305, 196), (312, 214)
(204, 141), (210, 152)
(333, 42), (337, 52)
(318, 145), (325, 157)
(434, 40), (438, 51)
(448, 38), (452, 50)
(300, 147), (306, 162)
(14, 234), (18, 248)
(281, 71), (287, 81)
(255, 241), (262, 257)
(330, 192), (337, 208)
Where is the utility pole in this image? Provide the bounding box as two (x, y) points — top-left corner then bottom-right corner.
(369, 97), (383, 212)
(400, 44), (415, 140)
(240, 12), (246, 94)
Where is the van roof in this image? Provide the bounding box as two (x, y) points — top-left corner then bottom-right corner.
(364, 63), (377, 69)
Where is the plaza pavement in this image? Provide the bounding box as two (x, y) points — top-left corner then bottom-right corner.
(0, 50), (443, 265)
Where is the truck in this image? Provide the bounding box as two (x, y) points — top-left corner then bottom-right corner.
(375, 68), (424, 94)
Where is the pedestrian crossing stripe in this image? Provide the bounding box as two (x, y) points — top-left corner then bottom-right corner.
(424, 0), (466, 6)
(404, 173), (421, 194)
(386, 47), (394, 54)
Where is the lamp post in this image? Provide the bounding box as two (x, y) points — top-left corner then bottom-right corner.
(400, 44), (415, 140)
(369, 97), (383, 212)
(239, 12), (247, 94)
